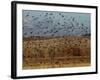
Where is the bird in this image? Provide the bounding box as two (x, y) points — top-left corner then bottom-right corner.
(26, 14), (29, 17)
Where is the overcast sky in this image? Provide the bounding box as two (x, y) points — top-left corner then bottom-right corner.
(22, 10), (91, 37)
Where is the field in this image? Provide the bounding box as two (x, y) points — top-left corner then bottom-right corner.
(23, 36), (91, 69)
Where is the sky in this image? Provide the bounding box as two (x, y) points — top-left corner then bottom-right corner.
(22, 10), (91, 37)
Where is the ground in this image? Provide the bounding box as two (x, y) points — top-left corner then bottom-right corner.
(23, 36), (90, 69)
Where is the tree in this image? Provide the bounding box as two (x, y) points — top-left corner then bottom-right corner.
(48, 47), (55, 67)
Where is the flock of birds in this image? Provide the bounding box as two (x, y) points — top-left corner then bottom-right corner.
(23, 10), (90, 38)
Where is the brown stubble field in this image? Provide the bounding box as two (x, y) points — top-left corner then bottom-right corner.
(23, 36), (91, 69)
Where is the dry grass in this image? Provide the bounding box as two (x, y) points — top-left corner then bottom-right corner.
(23, 36), (91, 69)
